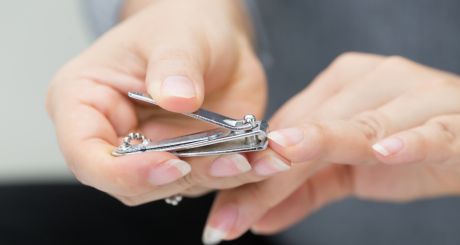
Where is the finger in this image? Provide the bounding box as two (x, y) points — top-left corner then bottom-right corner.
(117, 151), (289, 207)
(115, 185), (212, 207)
(201, 57), (460, 243)
(270, 52), (384, 128)
(244, 53), (383, 181)
(121, 155), (254, 206)
(199, 54), (382, 243)
(227, 73), (460, 235)
(372, 115), (460, 165)
(184, 153), (266, 191)
(50, 80), (191, 197)
(267, 57), (460, 165)
(201, 161), (323, 244)
(181, 186), (213, 198)
(145, 30), (208, 113)
(68, 113), (191, 199)
(251, 166), (352, 234)
(205, 154), (264, 188)
(266, 119), (377, 165)
(312, 56), (427, 120)
(204, 150), (290, 189)
(126, 151), (290, 203)
(267, 78), (460, 165)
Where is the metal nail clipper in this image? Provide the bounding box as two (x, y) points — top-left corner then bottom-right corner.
(112, 92), (268, 157)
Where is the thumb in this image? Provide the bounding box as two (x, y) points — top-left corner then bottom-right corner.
(146, 38), (208, 113)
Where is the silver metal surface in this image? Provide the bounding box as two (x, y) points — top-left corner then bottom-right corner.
(112, 92), (268, 157)
(128, 92), (255, 131)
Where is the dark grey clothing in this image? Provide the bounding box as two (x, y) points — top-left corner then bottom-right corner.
(254, 1), (460, 244)
(256, 0), (460, 116)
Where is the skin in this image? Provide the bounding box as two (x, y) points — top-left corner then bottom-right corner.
(46, 0), (272, 206)
(48, 1), (460, 244)
(205, 53), (460, 243)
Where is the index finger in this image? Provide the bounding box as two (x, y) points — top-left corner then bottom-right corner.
(48, 78), (191, 197)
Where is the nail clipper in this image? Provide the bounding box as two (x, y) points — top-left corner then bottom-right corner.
(112, 92), (268, 157)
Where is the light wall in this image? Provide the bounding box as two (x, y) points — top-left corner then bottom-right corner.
(0, 1), (91, 182)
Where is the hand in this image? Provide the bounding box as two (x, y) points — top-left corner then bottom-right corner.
(46, 0), (271, 206)
(203, 52), (460, 243)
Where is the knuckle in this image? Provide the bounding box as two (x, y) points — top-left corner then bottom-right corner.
(414, 76), (451, 92)
(295, 123), (326, 161)
(322, 52), (380, 79)
(81, 85), (120, 115)
(427, 118), (457, 145)
(226, 173), (263, 189)
(189, 171), (208, 185)
(73, 173), (92, 189)
(72, 171), (90, 187)
(175, 171), (199, 190)
(405, 130), (429, 162)
(117, 196), (143, 207)
(179, 158), (216, 187)
(352, 111), (389, 141)
(333, 52), (366, 66)
(181, 186), (211, 197)
(431, 77), (460, 92)
(377, 55), (419, 74)
(151, 46), (193, 63)
(67, 161), (93, 187)
(108, 165), (146, 196)
(420, 79), (444, 90)
(241, 171), (265, 184)
(382, 55), (410, 67)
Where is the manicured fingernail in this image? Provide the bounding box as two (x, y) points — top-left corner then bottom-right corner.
(268, 127), (304, 147)
(202, 227), (226, 245)
(161, 75), (196, 98)
(210, 154), (252, 177)
(148, 159), (191, 186)
(202, 204), (238, 245)
(253, 155), (290, 176)
(372, 137), (404, 157)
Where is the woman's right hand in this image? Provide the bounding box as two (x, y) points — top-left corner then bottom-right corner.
(204, 53), (460, 243)
(46, 0), (273, 206)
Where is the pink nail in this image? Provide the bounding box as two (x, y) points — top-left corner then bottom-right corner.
(162, 76), (196, 98)
(210, 154), (251, 177)
(372, 137), (404, 157)
(202, 204), (238, 245)
(268, 127), (304, 147)
(253, 155), (290, 176)
(148, 159), (191, 186)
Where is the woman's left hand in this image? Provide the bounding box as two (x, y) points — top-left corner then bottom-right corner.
(201, 53), (460, 244)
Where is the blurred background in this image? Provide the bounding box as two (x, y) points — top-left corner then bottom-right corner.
(0, 1), (89, 183)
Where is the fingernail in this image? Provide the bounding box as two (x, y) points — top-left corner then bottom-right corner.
(210, 154), (252, 177)
(253, 155), (290, 176)
(268, 127), (304, 147)
(148, 159), (191, 186)
(202, 204), (238, 245)
(161, 75), (196, 98)
(372, 137), (404, 157)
